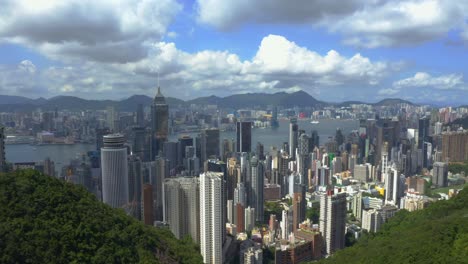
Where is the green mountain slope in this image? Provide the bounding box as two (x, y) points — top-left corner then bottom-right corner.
(317, 188), (468, 264)
(0, 170), (203, 264)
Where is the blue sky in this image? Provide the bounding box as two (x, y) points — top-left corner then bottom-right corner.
(0, 0), (467, 105)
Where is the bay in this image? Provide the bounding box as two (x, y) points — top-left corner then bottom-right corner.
(6, 119), (358, 167)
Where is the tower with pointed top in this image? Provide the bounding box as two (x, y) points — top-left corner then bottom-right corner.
(151, 87), (169, 160)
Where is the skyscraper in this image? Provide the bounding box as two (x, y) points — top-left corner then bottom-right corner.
(106, 106), (117, 132)
(142, 183), (154, 225)
(0, 126), (6, 172)
(310, 130), (319, 151)
(384, 166), (404, 206)
(432, 162), (448, 188)
(200, 172), (224, 264)
(292, 184), (306, 232)
(418, 117), (430, 149)
(250, 156), (264, 222)
(320, 190), (346, 255)
(297, 133), (310, 187)
(128, 155), (142, 219)
(130, 126), (151, 162)
(136, 103), (145, 127)
(151, 87), (169, 159)
(201, 128), (220, 163)
(245, 206), (255, 232)
(289, 118), (298, 159)
(101, 134), (129, 208)
(236, 121), (252, 153)
(178, 136), (193, 166)
(270, 106), (279, 128)
(95, 127), (111, 152)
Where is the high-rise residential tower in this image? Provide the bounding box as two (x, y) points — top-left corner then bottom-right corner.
(320, 190), (346, 255)
(164, 177), (200, 244)
(200, 172), (224, 264)
(101, 134), (129, 208)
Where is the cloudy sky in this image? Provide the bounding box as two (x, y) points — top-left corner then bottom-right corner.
(0, 0), (467, 104)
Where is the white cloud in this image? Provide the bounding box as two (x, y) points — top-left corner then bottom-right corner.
(329, 0), (467, 48)
(18, 60), (37, 74)
(0, 0), (182, 63)
(393, 72), (464, 90)
(378, 88), (399, 96)
(167, 31), (178, 39)
(196, 0), (366, 30)
(0, 35), (391, 99)
(246, 35), (387, 85)
(196, 0), (468, 48)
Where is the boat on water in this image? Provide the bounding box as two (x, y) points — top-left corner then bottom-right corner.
(310, 120), (320, 124)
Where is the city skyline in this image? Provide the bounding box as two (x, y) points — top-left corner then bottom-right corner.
(0, 1), (467, 104)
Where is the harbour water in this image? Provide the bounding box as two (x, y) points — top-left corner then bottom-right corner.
(6, 119), (358, 166)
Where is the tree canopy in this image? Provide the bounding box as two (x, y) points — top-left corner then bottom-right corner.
(0, 169), (203, 264)
(316, 187), (468, 264)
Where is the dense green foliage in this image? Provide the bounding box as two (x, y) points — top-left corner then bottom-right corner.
(0, 170), (203, 264)
(449, 162), (468, 175)
(317, 188), (468, 264)
(306, 206), (320, 224)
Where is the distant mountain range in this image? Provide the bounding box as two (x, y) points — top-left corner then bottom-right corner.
(0, 91), (415, 112)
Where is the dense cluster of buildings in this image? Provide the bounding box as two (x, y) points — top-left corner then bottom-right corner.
(1, 87), (467, 264)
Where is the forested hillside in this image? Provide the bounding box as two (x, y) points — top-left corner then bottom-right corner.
(0, 170), (203, 264)
(317, 188), (468, 264)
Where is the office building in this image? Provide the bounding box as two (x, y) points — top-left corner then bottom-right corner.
(163, 141), (178, 172)
(432, 162), (448, 188)
(128, 155), (142, 219)
(200, 172), (224, 264)
(292, 184), (306, 232)
(0, 126), (6, 172)
(130, 127), (151, 162)
(249, 156), (264, 222)
(353, 164), (370, 182)
(237, 121), (252, 153)
(151, 87), (169, 159)
(245, 206), (255, 232)
(201, 128), (220, 162)
(289, 118), (298, 159)
(136, 103), (145, 127)
(95, 128), (111, 152)
(418, 117), (430, 149)
(101, 134), (129, 208)
(178, 136), (193, 166)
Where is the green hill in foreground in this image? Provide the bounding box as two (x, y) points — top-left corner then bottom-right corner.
(0, 170), (203, 264)
(317, 188), (468, 264)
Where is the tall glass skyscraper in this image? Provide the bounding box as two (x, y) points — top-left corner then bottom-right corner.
(151, 87), (169, 159)
(236, 121), (252, 153)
